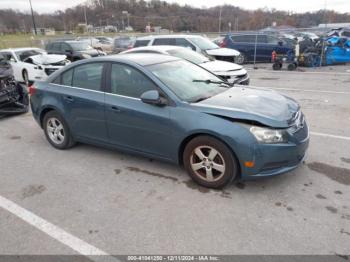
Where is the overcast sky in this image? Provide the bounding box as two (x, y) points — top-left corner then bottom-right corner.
(0, 0), (349, 14)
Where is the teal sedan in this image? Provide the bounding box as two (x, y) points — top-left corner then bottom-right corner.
(30, 54), (309, 188)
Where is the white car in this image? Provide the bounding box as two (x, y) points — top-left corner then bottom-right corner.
(121, 46), (249, 85)
(0, 48), (70, 84)
(76, 37), (113, 53)
(132, 35), (244, 64)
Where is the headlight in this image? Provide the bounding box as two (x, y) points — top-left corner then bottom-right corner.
(250, 126), (288, 144)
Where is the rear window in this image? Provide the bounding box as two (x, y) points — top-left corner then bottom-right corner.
(133, 40), (150, 48)
(230, 34), (267, 43)
(153, 38), (175, 45)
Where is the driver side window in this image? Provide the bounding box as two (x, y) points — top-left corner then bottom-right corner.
(110, 63), (158, 98)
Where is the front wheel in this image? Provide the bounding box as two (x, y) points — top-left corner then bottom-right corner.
(183, 136), (239, 189)
(43, 111), (75, 150)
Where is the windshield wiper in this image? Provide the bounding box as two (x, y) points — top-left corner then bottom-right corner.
(193, 79), (232, 87)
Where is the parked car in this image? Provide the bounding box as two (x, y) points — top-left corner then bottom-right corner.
(76, 36), (113, 53)
(121, 46), (249, 85)
(0, 48), (70, 84)
(132, 35), (244, 64)
(220, 33), (294, 63)
(295, 32), (320, 42)
(327, 28), (350, 38)
(113, 36), (135, 53)
(45, 41), (106, 62)
(0, 54), (28, 116)
(30, 54), (309, 189)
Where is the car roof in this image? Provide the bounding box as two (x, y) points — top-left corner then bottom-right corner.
(0, 47), (41, 52)
(125, 45), (184, 53)
(136, 34), (204, 40)
(89, 53), (180, 66)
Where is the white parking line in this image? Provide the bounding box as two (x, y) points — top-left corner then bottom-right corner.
(272, 87), (350, 95)
(310, 131), (350, 141)
(248, 68), (350, 76)
(248, 85), (350, 95)
(0, 195), (119, 261)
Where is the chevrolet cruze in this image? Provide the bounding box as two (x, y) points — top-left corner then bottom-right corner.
(30, 54), (309, 188)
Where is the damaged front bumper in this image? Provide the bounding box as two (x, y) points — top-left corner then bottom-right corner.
(0, 82), (29, 115)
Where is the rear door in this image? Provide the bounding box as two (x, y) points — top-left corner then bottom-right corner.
(104, 62), (174, 159)
(54, 62), (108, 143)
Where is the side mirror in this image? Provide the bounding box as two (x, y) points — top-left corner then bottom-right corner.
(140, 90), (167, 106)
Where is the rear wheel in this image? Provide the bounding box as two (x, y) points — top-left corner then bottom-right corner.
(183, 136), (239, 189)
(43, 111), (75, 149)
(235, 54), (245, 64)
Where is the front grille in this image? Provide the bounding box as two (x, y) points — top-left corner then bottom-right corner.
(45, 68), (58, 76)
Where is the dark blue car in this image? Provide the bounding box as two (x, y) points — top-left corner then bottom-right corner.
(30, 54), (309, 188)
(220, 33), (294, 63)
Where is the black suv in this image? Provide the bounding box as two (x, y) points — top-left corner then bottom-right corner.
(45, 41), (106, 62)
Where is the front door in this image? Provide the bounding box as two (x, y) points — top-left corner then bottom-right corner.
(105, 63), (174, 159)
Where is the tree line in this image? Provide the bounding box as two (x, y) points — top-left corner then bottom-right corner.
(0, 0), (349, 33)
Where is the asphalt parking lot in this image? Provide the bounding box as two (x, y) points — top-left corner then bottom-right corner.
(0, 64), (349, 258)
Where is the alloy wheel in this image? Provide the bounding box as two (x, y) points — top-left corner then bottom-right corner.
(190, 146), (226, 182)
(46, 117), (65, 145)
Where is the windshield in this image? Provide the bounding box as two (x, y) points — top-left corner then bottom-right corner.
(189, 37), (219, 50)
(148, 60), (229, 102)
(69, 42), (93, 51)
(167, 48), (210, 64)
(15, 49), (45, 61)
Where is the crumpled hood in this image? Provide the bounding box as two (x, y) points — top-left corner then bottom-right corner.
(193, 87), (300, 128)
(200, 60), (244, 75)
(206, 48), (240, 57)
(29, 54), (67, 65)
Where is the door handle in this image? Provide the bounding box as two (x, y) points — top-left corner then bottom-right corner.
(111, 106), (121, 112)
(63, 96), (74, 102)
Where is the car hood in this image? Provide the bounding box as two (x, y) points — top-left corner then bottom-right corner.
(200, 60), (243, 75)
(29, 54), (67, 65)
(206, 48), (240, 57)
(193, 87), (300, 128)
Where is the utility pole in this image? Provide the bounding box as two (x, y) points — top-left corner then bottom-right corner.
(29, 0), (37, 35)
(218, 6), (222, 33)
(320, 0), (327, 67)
(84, 5), (88, 25)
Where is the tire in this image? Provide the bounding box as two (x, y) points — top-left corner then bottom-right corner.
(22, 70), (29, 86)
(272, 62), (282, 70)
(183, 135), (239, 189)
(43, 111), (75, 150)
(287, 63), (296, 71)
(234, 53), (245, 64)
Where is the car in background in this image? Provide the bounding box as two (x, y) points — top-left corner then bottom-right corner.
(0, 48), (70, 84)
(30, 54), (309, 189)
(327, 28), (350, 38)
(113, 36), (135, 53)
(212, 36), (225, 46)
(121, 45), (249, 85)
(45, 41), (106, 62)
(0, 54), (29, 116)
(295, 32), (319, 42)
(219, 33), (294, 63)
(132, 35), (244, 64)
(76, 36), (113, 53)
